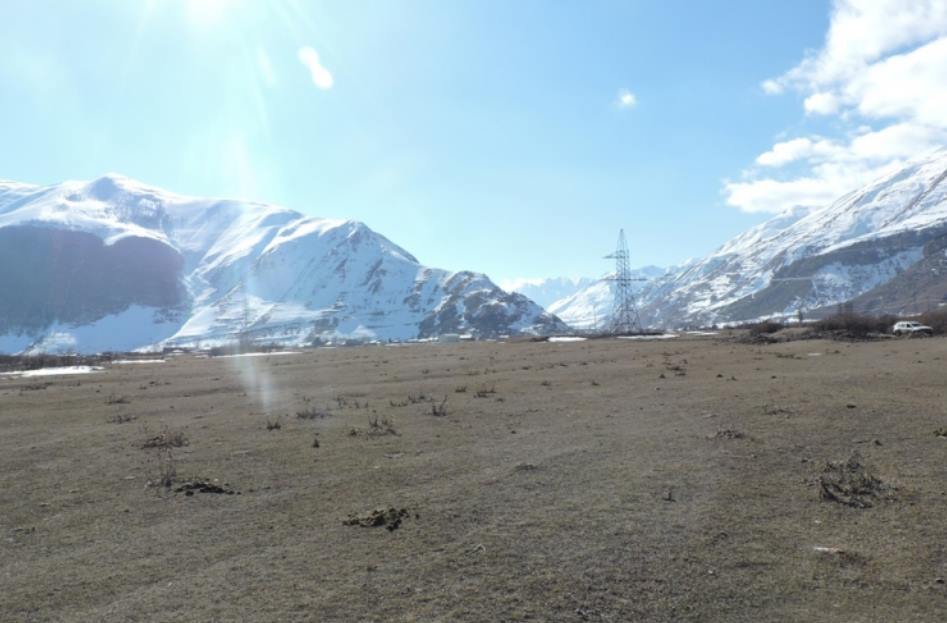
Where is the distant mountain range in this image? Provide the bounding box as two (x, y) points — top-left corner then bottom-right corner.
(550, 149), (947, 328)
(541, 267), (669, 329)
(502, 277), (597, 309)
(4, 147), (947, 352)
(0, 175), (565, 353)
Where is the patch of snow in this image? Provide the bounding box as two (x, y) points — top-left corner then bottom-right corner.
(1, 365), (103, 377)
(111, 359), (166, 365)
(616, 333), (678, 340)
(212, 351), (303, 359)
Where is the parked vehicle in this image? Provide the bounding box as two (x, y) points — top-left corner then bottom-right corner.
(892, 321), (933, 337)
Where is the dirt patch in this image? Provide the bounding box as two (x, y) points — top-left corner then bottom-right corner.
(712, 429), (746, 440)
(107, 413), (137, 424)
(174, 480), (239, 496)
(819, 451), (893, 508)
(343, 507), (411, 531)
(5, 336), (947, 621)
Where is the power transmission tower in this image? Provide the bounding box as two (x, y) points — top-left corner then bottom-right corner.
(605, 229), (647, 334)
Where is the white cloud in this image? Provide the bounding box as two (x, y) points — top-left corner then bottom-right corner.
(617, 89), (637, 108)
(803, 92), (839, 115)
(761, 79), (783, 95)
(297, 46), (333, 90)
(849, 36), (947, 125)
(725, 175), (856, 214)
(755, 137), (841, 167)
(731, 0), (947, 213)
(768, 0), (947, 91)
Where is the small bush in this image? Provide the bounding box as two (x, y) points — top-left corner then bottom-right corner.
(141, 427), (189, 449)
(368, 414), (398, 436)
(297, 406), (331, 420)
(919, 308), (947, 335)
(819, 451), (892, 508)
(747, 320), (784, 335)
(265, 417), (282, 431)
(431, 396), (448, 417)
(474, 384), (496, 398)
(150, 447), (177, 489)
(813, 312), (897, 338)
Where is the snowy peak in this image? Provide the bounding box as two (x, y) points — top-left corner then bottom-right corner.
(0, 176), (565, 353)
(503, 276), (598, 309)
(644, 148), (947, 326)
(547, 148), (947, 329)
(544, 266), (669, 330)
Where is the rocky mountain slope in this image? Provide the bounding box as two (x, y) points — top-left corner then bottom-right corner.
(0, 175), (565, 353)
(553, 148), (947, 328)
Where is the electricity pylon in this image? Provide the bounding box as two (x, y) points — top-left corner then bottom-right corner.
(605, 229), (647, 334)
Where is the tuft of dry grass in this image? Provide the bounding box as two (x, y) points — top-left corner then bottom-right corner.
(819, 451), (892, 508)
(296, 406), (331, 420)
(141, 426), (189, 450)
(368, 414), (398, 436)
(430, 396), (448, 417)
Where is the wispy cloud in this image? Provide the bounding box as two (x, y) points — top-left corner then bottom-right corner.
(727, 0), (947, 214)
(616, 88), (637, 108)
(297, 46), (333, 90)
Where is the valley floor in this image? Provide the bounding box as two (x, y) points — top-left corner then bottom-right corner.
(2, 335), (946, 621)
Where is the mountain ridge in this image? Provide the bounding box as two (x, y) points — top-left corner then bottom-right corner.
(552, 148), (947, 328)
(0, 175), (566, 353)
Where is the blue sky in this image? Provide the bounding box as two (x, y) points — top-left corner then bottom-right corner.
(0, 0), (839, 282)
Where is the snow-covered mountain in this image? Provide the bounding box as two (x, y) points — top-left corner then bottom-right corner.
(553, 148), (947, 329)
(0, 175), (566, 353)
(501, 276), (597, 309)
(545, 267), (668, 329)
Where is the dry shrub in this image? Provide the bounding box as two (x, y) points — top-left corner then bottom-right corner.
(747, 320), (784, 335)
(142, 427), (189, 449)
(343, 507), (410, 531)
(297, 406), (331, 420)
(431, 396), (448, 417)
(106, 393), (130, 405)
(819, 451), (892, 508)
(919, 308), (947, 335)
(812, 313), (897, 339)
(367, 414), (398, 436)
(147, 447), (177, 489)
(712, 429), (746, 440)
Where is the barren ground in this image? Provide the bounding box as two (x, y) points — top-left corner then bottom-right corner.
(2, 335), (946, 622)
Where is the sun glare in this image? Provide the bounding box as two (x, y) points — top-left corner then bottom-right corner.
(184, 0), (234, 25)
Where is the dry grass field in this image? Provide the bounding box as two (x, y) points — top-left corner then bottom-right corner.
(2, 334), (946, 622)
